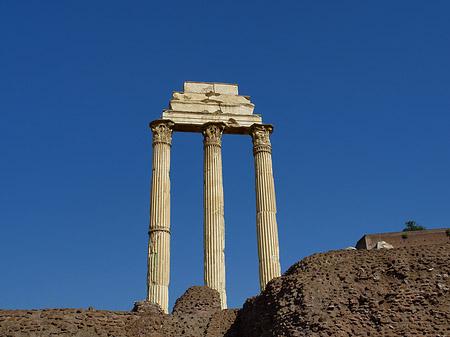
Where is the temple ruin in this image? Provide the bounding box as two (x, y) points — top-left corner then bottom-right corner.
(147, 82), (281, 313)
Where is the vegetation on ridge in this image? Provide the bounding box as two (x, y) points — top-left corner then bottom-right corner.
(402, 220), (426, 232)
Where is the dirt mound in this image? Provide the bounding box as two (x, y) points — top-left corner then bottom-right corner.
(1, 243), (449, 336)
(236, 243), (450, 336)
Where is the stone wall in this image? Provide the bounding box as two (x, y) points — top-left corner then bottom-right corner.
(356, 228), (450, 250)
(0, 308), (140, 337)
(0, 287), (237, 337)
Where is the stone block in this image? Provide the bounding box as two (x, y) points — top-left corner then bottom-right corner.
(376, 241), (394, 249)
(213, 83), (238, 95)
(161, 110), (262, 133)
(184, 82), (214, 94)
(169, 101), (254, 115)
(220, 103), (254, 115)
(172, 92), (251, 105)
(158, 82), (264, 135)
(172, 92), (207, 101)
(212, 95), (251, 105)
(170, 101), (221, 113)
(183, 82), (239, 96)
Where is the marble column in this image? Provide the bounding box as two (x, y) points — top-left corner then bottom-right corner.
(202, 122), (227, 309)
(147, 119), (174, 313)
(250, 124), (281, 291)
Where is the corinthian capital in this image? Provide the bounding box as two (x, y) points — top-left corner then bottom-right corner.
(202, 122), (225, 147)
(150, 120), (175, 146)
(250, 124), (273, 154)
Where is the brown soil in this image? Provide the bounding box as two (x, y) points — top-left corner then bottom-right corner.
(1, 243), (449, 336)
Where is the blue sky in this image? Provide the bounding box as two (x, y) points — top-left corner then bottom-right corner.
(1, 1), (449, 312)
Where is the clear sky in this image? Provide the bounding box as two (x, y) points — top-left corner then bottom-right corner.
(1, 1), (449, 312)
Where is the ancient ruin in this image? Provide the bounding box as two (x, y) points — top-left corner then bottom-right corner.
(147, 82), (281, 312)
(2, 242), (449, 336)
(356, 228), (450, 250)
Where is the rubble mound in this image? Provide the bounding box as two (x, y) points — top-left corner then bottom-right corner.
(1, 243), (449, 336)
(159, 286), (237, 337)
(131, 300), (163, 314)
(0, 287), (238, 337)
(237, 242), (450, 336)
(172, 286), (221, 315)
(0, 308), (142, 336)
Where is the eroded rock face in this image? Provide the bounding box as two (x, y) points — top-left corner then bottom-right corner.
(0, 287), (233, 337)
(154, 286), (239, 337)
(131, 300), (163, 315)
(172, 286), (221, 315)
(0, 308), (143, 337)
(236, 243), (450, 337)
(1, 243), (449, 336)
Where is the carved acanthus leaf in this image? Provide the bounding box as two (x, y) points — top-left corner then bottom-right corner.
(151, 121), (174, 145)
(251, 125), (272, 147)
(202, 123), (224, 146)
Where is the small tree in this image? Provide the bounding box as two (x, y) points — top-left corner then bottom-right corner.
(403, 221), (426, 232)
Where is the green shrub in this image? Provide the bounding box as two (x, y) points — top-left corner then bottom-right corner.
(402, 233), (408, 239)
(403, 221), (426, 232)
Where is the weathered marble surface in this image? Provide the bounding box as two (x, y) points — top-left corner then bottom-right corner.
(251, 124), (281, 291)
(148, 82), (281, 311)
(147, 120), (174, 314)
(203, 123), (227, 309)
(163, 81), (261, 133)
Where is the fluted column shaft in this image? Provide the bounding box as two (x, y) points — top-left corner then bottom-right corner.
(203, 123), (227, 309)
(251, 124), (281, 291)
(147, 120), (174, 313)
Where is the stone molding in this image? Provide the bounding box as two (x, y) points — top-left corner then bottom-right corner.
(148, 228), (171, 235)
(163, 82), (261, 132)
(202, 123), (225, 148)
(150, 120), (174, 146)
